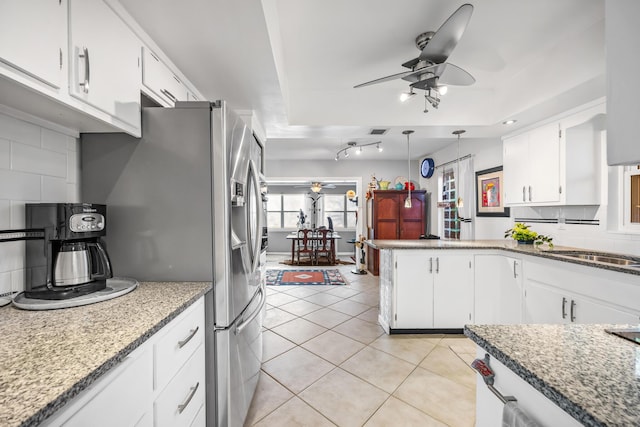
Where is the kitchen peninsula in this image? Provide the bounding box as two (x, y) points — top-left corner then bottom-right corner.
(366, 239), (640, 334)
(0, 282), (211, 427)
(465, 323), (640, 426)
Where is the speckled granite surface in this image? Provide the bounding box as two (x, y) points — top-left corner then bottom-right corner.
(365, 239), (640, 276)
(0, 281), (211, 427)
(465, 324), (640, 427)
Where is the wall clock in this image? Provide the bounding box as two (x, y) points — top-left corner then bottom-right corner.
(420, 158), (435, 178)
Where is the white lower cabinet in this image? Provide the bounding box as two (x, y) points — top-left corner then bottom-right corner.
(43, 297), (205, 427)
(474, 254), (523, 324)
(523, 257), (640, 324)
(389, 250), (473, 330)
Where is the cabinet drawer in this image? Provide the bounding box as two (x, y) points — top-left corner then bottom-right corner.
(59, 346), (152, 427)
(155, 345), (205, 427)
(155, 298), (205, 390)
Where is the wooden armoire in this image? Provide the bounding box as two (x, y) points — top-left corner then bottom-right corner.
(366, 190), (427, 275)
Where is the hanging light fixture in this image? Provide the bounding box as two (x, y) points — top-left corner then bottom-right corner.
(403, 130), (414, 208)
(453, 130), (466, 209)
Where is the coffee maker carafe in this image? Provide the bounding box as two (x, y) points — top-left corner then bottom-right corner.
(25, 203), (113, 300)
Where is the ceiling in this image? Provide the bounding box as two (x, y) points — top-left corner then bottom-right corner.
(119, 0), (605, 161)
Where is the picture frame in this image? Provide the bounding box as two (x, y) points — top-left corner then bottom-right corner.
(475, 166), (510, 217)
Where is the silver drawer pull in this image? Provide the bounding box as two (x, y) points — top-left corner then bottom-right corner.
(178, 382), (199, 414)
(161, 88), (177, 103)
(178, 326), (199, 348)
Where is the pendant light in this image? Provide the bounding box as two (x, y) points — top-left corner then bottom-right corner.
(453, 129), (466, 209)
(403, 130), (414, 208)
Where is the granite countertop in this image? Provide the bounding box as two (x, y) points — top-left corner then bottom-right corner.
(0, 281), (212, 427)
(365, 239), (640, 276)
(465, 324), (640, 427)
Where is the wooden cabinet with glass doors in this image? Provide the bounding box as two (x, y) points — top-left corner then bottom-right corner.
(366, 190), (427, 275)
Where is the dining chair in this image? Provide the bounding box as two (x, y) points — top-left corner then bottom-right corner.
(296, 228), (315, 265)
(315, 228), (335, 265)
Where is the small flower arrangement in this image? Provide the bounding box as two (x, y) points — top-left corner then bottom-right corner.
(504, 222), (554, 248)
(297, 209), (307, 228)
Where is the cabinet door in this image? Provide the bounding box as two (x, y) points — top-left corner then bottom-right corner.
(433, 254), (474, 328)
(571, 296), (639, 324)
(524, 280), (567, 324)
(394, 251), (433, 329)
(475, 255), (522, 324)
(0, 0), (65, 88)
(69, 0), (141, 128)
(142, 47), (188, 106)
(503, 133), (530, 205)
(399, 193), (425, 239)
(528, 122), (561, 203)
(375, 195), (401, 239)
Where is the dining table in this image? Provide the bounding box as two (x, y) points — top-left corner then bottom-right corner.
(286, 230), (341, 264)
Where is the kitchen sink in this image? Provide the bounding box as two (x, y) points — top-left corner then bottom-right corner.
(546, 251), (640, 268)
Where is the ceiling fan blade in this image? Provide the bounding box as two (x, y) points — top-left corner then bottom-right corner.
(354, 69), (417, 88)
(419, 3), (473, 64)
(436, 62), (475, 86)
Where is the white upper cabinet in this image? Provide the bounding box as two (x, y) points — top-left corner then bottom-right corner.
(606, 0), (640, 165)
(0, 0), (66, 89)
(68, 0), (141, 130)
(503, 100), (604, 206)
(141, 47), (188, 107)
(504, 123), (560, 205)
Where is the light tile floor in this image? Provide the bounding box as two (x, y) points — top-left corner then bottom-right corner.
(245, 255), (477, 427)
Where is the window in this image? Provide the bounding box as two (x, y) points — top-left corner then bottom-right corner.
(324, 194), (357, 229)
(440, 168), (460, 239)
(266, 191), (356, 230)
(267, 193), (306, 229)
(623, 165), (640, 230)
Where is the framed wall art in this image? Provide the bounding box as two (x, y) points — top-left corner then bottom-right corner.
(475, 166), (510, 217)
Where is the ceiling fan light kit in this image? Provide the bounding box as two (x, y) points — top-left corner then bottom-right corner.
(354, 3), (475, 113)
(335, 140), (384, 161)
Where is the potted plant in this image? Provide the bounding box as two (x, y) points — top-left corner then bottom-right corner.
(504, 222), (554, 248)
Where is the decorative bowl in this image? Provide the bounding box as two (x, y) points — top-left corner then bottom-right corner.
(379, 180), (391, 190)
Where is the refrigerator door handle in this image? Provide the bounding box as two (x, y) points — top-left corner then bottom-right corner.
(234, 286), (265, 336)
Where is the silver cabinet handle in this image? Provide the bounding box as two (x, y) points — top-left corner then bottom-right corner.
(522, 186), (526, 202)
(513, 260), (517, 278)
(570, 300), (576, 322)
(78, 47), (90, 93)
(436, 257), (439, 274)
(161, 88), (177, 103)
(562, 297), (567, 319)
(178, 382), (199, 414)
(178, 326), (199, 348)
(528, 186), (532, 202)
(429, 257), (433, 273)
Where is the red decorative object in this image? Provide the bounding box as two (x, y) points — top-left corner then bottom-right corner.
(404, 182), (415, 190)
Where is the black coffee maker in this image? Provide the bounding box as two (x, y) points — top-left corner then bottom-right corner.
(25, 203), (113, 300)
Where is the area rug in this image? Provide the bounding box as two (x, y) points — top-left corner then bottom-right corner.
(279, 258), (355, 266)
(266, 269), (346, 286)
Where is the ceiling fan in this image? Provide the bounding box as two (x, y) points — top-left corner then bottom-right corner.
(354, 3), (475, 110)
(294, 182), (337, 193)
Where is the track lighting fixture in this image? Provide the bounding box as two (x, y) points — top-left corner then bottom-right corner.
(335, 140), (384, 161)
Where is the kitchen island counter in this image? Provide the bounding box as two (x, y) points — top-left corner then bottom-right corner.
(465, 323), (640, 426)
(0, 281), (212, 427)
(365, 239), (640, 276)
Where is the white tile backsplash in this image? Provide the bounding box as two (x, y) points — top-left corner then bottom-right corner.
(41, 128), (69, 153)
(0, 111), (79, 294)
(0, 169), (41, 200)
(0, 114), (40, 147)
(12, 143), (66, 177)
(0, 138), (10, 169)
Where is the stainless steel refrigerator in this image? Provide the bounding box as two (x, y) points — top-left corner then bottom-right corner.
(80, 101), (265, 427)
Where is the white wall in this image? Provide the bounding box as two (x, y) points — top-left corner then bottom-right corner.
(0, 111), (80, 299)
(419, 137), (512, 239)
